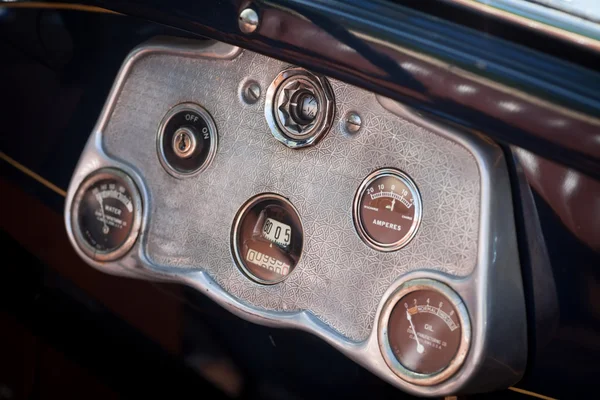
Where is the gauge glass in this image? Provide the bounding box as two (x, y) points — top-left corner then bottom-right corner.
(354, 168), (422, 251)
(388, 289), (461, 374)
(299, 92), (318, 122)
(379, 279), (470, 386)
(232, 194), (303, 284)
(72, 168), (142, 261)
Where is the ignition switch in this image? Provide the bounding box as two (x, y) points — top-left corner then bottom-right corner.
(157, 103), (218, 178)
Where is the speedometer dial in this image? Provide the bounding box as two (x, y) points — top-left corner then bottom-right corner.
(71, 168), (142, 261)
(353, 168), (422, 251)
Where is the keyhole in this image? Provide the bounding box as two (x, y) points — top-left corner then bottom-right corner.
(178, 133), (188, 151)
(171, 127), (197, 159)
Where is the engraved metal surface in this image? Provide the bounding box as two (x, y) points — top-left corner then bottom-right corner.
(65, 38), (527, 396)
(102, 47), (479, 341)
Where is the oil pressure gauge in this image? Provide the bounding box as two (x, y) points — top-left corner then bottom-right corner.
(353, 168), (422, 251)
(379, 279), (471, 386)
(71, 168), (142, 261)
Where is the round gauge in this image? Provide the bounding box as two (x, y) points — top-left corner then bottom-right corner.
(71, 168), (142, 261)
(353, 168), (422, 252)
(231, 194), (303, 284)
(379, 279), (471, 386)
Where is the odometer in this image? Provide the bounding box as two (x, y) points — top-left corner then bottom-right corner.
(353, 168), (422, 251)
(71, 168), (142, 261)
(231, 194), (303, 284)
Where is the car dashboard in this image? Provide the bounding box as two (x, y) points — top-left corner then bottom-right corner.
(1, 1), (599, 399)
(63, 37), (526, 396)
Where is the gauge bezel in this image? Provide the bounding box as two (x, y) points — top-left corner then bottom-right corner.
(71, 168), (143, 262)
(353, 168), (423, 252)
(157, 102), (218, 178)
(231, 193), (304, 285)
(378, 278), (471, 386)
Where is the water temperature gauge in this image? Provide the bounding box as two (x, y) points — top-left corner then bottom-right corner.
(379, 279), (471, 386)
(71, 168), (142, 261)
(353, 168), (422, 251)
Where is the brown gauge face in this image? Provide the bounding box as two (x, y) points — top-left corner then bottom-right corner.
(354, 169), (422, 251)
(232, 194), (303, 284)
(388, 289), (462, 375)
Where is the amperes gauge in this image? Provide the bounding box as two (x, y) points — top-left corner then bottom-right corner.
(379, 279), (471, 386)
(231, 193), (303, 284)
(353, 168), (422, 251)
(71, 168), (142, 261)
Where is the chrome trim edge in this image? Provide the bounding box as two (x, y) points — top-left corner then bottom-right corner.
(444, 0), (600, 52)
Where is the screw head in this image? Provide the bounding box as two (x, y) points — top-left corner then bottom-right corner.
(241, 80), (261, 104)
(239, 8), (259, 34)
(344, 112), (362, 134)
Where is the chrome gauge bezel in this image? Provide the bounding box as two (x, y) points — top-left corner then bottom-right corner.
(231, 193), (304, 285)
(157, 102), (218, 178)
(378, 278), (471, 386)
(71, 168), (143, 262)
(265, 68), (335, 148)
(353, 168), (423, 252)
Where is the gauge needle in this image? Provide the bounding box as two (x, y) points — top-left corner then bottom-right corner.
(95, 193), (110, 234)
(406, 310), (424, 354)
(385, 198), (396, 212)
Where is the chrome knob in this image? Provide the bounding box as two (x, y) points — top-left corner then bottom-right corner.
(266, 68), (334, 148)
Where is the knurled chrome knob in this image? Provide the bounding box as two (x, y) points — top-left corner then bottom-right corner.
(266, 68), (334, 148)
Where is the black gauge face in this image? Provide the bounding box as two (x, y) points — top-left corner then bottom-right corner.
(72, 168), (142, 261)
(354, 169), (422, 252)
(232, 194), (303, 284)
